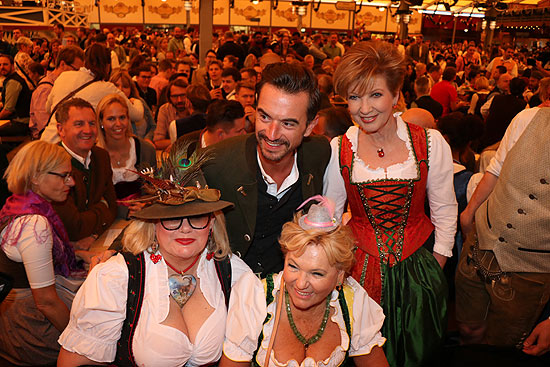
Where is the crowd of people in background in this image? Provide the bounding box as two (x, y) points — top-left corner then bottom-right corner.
(1, 20), (550, 366)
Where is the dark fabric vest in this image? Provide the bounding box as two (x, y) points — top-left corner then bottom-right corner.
(244, 170), (303, 277)
(2, 72), (31, 119)
(480, 94), (527, 151)
(0, 220), (30, 289)
(175, 113), (206, 139)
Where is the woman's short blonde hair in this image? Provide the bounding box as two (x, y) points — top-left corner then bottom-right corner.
(4, 141), (71, 194)
(110, 69), (140, 99)
(333, 41), (406, 99)
(122, 211), (231, 259)
(475, 76), (490, 91)
(96, 93), (131, 148)
(279, 214), (356, 273)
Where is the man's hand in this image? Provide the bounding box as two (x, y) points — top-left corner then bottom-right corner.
(89, 250), (117, 273)
(433, 252), (447, 269)
(523, 319), (550, 356)
(73, 236), (95, 251)
(460, 208), (475, 236)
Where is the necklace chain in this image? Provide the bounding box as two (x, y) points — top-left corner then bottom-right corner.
(284, 288), (331, 350)
(164, 253), (201, 274)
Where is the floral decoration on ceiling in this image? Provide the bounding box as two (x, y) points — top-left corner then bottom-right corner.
(234, 6), (267, 20)
(275, 8), (299, 22)
(315, 9), (345, 24)
(355, 11), (383, 27)
(104, 2), (138, 18)
(148, 3), (182, 19)
(389, 14), (419, 24)
(191, 7), (224, 15)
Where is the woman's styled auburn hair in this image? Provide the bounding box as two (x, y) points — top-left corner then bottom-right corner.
(333, 40), (406, 98)
(96, 93), (132, 148)
(279, 214), (356, 273)
(122, 211), (231, 260)
(110, 69), (140, 99)
(4, 141), (71, 194)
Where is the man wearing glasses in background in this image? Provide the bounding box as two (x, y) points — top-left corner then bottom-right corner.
(29, 46), (85, 139)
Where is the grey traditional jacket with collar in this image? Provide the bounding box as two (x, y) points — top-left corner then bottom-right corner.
(202, 133), (331, 258)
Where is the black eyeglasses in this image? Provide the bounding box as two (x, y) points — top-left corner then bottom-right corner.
(47, 171), (73, 184)
(161, 215), (211, 231)
(68, 63), (79, 71)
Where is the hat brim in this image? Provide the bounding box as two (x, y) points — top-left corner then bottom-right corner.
(131, 200), (234, 220)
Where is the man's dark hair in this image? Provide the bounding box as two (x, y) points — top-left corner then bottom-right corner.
(0, 54), (14, 64)
(240, 67), (257, 78)
(257, 62), (321, 123)
(54, 23), (65, 32)
(317, 74), (333, 95)
(85, 44), (111, 81)
(56, 98), (94, 125)
(186, 84), (211, 113)
(206, 100), (244, 132)
(95, 33), (107, 43)
(221, 67), (241, 82)
(28, 62), (44, 77)
(167, 78), (189, 101)
(223, 55), (238, 66)
(235, 81), (255, 94)
(136, 63), (153, 75)
(441, 66), (457, 82)
(158, 59), (173, 72)
(56, 45), (85, 69)
(318, 107), (353, 140)
(427, 63), (441, 73)
(510, 77), (527, 97)
(496, 65), (507, 75)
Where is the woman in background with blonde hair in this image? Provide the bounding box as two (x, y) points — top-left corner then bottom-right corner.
(96, 93), (157, 218)
(0, 141), (84, 366)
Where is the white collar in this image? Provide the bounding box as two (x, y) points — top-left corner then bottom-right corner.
(62, 142), (92, 169)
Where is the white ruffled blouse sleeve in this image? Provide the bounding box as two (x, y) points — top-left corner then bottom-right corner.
(223, 271), (267, 362)
(58, 253), (129, 363)
(346, 277), (386, 356)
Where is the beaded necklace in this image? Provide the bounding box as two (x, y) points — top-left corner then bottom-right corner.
(284, 288), (331, 350)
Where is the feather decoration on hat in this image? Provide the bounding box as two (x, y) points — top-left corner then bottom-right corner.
(121, 138), (216, 206)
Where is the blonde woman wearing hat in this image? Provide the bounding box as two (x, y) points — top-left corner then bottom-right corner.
(221, 196), (388, 367)
(58, 141), (252, 367)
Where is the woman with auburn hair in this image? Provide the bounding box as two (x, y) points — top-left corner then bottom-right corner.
(324, 41), (457, 366)
(58, 139), (252, 367)
(0, 141), (84, 366)
(221, 197), (388, 367)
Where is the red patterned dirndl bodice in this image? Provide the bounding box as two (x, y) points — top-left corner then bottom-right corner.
(338, 123), (434, 304)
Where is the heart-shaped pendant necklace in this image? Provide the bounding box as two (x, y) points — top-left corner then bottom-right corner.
(165, 254), (201, 308)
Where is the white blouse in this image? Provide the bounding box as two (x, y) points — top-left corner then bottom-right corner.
(111, 138), (139, 185)
(323, 116), (457, 257)
(224, 272), (386, 367)
(1, 215), (55, 289)
(59, 250), (252, 366)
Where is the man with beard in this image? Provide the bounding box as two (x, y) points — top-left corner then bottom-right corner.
(0, 54), (32, 137)
(202, 62), (330, 277)
(167, 27), (185, 54)
(154, 78), (188, 150)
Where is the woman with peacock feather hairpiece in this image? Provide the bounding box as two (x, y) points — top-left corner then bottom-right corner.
(58, 138), (253, 367)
